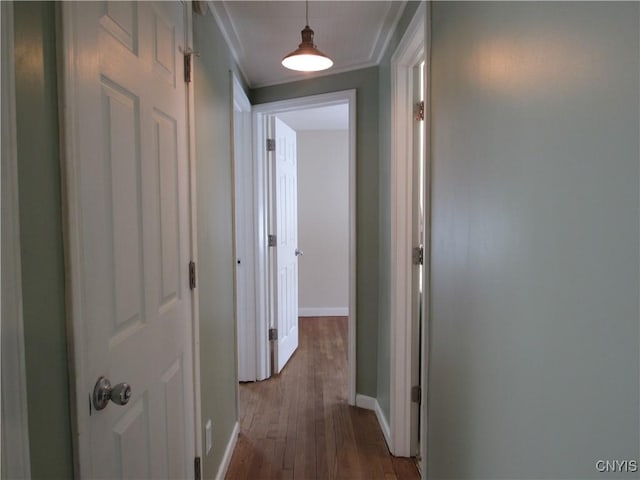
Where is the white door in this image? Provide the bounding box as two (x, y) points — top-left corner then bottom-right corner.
(63, 2), (195, 478)
(272, 117), (299, 372)
(233, 80), (257, 382)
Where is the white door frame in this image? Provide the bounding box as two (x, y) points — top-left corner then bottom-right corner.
(252, 90), (357, 404)
(1, 2), (32, 477)
(185, 5), (204, 470)
(232, 73), (259, 382)
(59, 3), (202, 474)
(389, 2), (427, 458)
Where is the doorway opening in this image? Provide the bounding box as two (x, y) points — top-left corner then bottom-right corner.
(234, 90), (356, 404)
(278, 104), (350, 320)
(230, 90), (366, 478)
(270, 104), (350, 376)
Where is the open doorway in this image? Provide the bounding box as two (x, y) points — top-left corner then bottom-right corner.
(228, 90), (383, 478)
(235, 90), (357, 403)
(278, 104), (350, 321)
(232, 87), (356, 398)
(268, 104), (351, 379)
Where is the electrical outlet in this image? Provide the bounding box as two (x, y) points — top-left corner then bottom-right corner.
(205, 419), (212, 455)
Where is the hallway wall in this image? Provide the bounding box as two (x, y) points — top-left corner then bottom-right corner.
(428, 2), (639, 478)
(193, 7), (246, 478)
(297, 130), (349, 315)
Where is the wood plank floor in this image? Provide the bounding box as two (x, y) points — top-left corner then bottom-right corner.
(226, 316), (420, 480)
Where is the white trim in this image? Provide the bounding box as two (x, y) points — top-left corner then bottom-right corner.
(232, 73), (259, 383)
(214, 421), (239, 480)
(233, 74), (251, 112)
(59, 4), (87, 475)
(372, 1), (409, 65)
(421, 4), (433, 473)
(251, 103), (270, 382)
(206, 1), (251, 88)
(389, 2), (426, 458)
(355, 395), (392, 452)
(1, 2), (32, 477)
(355, 393), (376, 411)
(249, 60), (379, 90)
(298, 308), (349, 317)
(252, 90), (357, 405)
(185, 4), (204, 472)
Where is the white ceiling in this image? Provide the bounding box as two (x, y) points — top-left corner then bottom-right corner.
(277, 103), (349, 130)
(208, 1), (407, 88)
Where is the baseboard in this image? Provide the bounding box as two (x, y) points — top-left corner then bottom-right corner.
(298, 307), (349, 317)
(355, 394), (392, 451)
(214, 421), (239, 480)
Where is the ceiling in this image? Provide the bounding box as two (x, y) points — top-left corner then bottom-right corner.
(277, 103), (349, 130)
(208, 1), (407, 88)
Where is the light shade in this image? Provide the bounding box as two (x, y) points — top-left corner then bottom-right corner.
(282, 25), (333, 72)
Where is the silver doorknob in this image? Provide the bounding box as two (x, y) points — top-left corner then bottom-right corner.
(295, 249), (303, 257)
(93, 376), (132, 411)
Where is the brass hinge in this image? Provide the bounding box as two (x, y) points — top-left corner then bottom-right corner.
(415, 101), (425, 121)
(194, 456), (201, 480)
(411, 385), (422, 404)
(268, 234), (277, 247)
(189, 261), (197, 290)
(184, 53), (192, 83)
(266, 138), (276, 152)
(412, 246), (424, 266)
(183, 49), (200, 83)
(269, 328), (278, 341)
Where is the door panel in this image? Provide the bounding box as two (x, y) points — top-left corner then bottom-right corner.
(65, 2), (194, 478)
(273, 117), (299, 372)
(112, 398), (150, 479)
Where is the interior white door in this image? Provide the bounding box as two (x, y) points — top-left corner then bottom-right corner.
(273, 117), (299, 372)
(64, 2), (195, 478)
(233, 84), (257, 382)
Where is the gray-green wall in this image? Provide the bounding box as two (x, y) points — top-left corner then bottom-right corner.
(428, 2), (639, 478)
(13, 2), (74, 478)
(192, 8), (242, 479)
(251, 68), (380, 396)
(376, 0), (421, 423)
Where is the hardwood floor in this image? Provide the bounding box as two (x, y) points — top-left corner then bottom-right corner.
(225, 316), (420, 480)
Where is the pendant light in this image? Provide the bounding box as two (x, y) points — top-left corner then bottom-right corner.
(281, 0), (333, 72)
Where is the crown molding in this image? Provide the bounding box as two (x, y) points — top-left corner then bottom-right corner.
(208, 0), (409, 89)
(372, 1), (407, 64)
(207, 1), (251, 87)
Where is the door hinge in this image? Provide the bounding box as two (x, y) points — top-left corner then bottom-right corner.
(411, 385), (422, 404)
(266, 138), (276, 152)
(415, 101), (425, 121)
(194, 456), (201, 480)
(268, 234), (277, 247)
(189, 261), (197, 290)
(184, 53), (192, 83)
(183, 49), (200, 83)
(269, 328), (278, 341)
(412, 246), (424, 266)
